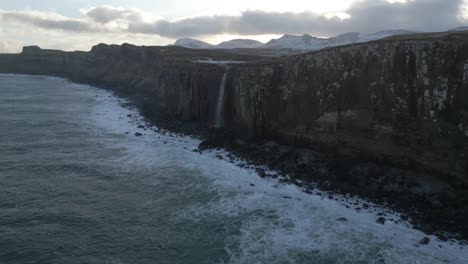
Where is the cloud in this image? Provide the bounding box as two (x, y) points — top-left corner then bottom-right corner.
(127, 0), (466, 37)
(0, 6), (154, 34)
(83, 6), (149, 24)
(125, 11), (329, 38)
(0, 0), (466, 39)
(0, 32), (22, 53)
(0, 39), (12, 52)
(128, 15), (234, 38)
(0, 10), (99, 32)
(342, 0), (464, 33)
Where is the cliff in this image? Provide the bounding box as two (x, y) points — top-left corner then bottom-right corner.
(227, 34), (468, 178)
(0, 34), (467, 179)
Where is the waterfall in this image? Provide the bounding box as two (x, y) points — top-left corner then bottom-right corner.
(214, 72), (228, 128)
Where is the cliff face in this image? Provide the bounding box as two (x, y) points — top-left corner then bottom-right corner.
(226, 37), (468, 177)
(1, 34), (468, 178)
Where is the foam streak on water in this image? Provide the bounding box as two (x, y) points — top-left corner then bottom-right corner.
(0, 74), (467, 264)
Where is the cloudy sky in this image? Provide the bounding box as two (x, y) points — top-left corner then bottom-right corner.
(0, 0), (467, 52)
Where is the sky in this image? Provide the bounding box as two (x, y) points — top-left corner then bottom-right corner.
(0, 0), (467, 52)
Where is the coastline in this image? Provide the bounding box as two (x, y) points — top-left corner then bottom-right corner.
(82, 75), (468, 243)
(2, 72), (468, 243)
(1, 36), (468, 243)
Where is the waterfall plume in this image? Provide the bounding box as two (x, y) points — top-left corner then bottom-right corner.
(214, 72), (228, 128)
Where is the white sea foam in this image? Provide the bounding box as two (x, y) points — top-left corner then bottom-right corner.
(70, 78), (468, 264)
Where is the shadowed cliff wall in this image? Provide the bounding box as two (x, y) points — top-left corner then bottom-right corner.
(224, 36), (468, 177)
(1, 34), (467, 177)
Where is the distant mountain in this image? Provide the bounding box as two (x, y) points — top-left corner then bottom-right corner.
(175, 38), (264, 49)
(174, 38), (214, 49)
(326, 32), (361, 46)
(217, 39), (264, 49)
(450, 26), (468, 32)
(357, 30), (417, 42)
(174, 30), (417, 51)
(262, 30), (417, 50)
(263, 34), (324, 50)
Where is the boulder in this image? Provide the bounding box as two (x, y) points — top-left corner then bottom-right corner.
(419, 237), (430, 245)
(376, 217), (386, 225)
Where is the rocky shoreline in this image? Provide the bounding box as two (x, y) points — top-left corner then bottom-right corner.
(197, 131), (468, 243)
(113, 88), (468, 244)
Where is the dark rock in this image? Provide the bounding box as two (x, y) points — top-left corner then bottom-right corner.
(279, 178), (289, 183)
(422, 224), (435, 235)
(134, 132), (143, 137)
(376, 217), (386, 225)
(250, 184), (255, 187)
(419, 237), (430, 245)
(256, 168), (267, 178)
(198, 130), (234, 151)
(438, 235), (448, 242)
(336, 217), (348, 222)
(282, 196), (292, 199)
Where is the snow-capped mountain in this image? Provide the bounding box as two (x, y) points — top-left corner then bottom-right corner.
(262, 30), (416, 50)
(174, 30), (417, 51)
(217, 39), (264, 49)
(325, 32), (361, 46)
(174, 38), (214, 49)
(263, 34), (325, 50)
